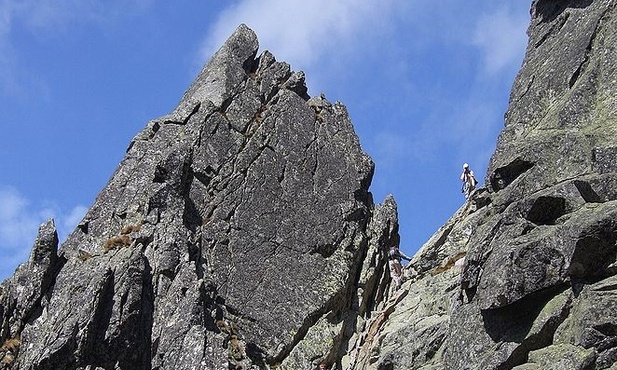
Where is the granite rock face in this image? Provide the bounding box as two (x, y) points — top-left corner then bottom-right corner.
(348, 0), (617, 369)
(2, 0), (617, 369)
(0, 25), (398, 370)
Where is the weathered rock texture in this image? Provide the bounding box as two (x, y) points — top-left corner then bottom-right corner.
(0, 25), (398, 370)
(2, 0), (617, 369)
(345, 0), (617, 369)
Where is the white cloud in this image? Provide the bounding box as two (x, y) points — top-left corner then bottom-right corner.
(472, 7), (529, 75)
(0, 187), (40, 247)
(198, 0), (397, 73)
(0, 186), (41, 280)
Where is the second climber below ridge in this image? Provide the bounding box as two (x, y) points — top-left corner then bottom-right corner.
(388, 244), (412, 292)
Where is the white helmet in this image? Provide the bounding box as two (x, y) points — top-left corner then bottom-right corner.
(463, 163), (469, 169)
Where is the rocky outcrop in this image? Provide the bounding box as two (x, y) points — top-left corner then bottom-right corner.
(349, 0), (617, 369)
(0, 25), (398, 370)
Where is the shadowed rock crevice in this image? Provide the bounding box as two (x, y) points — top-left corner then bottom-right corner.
(490, 158), (535, 192)
(526, 196), (567, 225)
(533, 0), (594, 23)
(567, 3), (611, 91)
(568, 42), (591, 89)
(77, 269), (115, 368)
(269, 304), (333, 366)
(574, 180), (604, 203)
(482, 285), (571, 369)
(534, 12), (570, 48)
(569, 222), (617, 279)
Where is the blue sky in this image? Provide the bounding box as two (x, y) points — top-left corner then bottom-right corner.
(0, 0), (530, 280)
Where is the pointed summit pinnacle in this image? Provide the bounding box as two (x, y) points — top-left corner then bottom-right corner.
(179, 24), (259, 110)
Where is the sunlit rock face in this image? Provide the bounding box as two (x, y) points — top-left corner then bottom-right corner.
(344, 1), (617, 369)
(0, 24), (398, 370)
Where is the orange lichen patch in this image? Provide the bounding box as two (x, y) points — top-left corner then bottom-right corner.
(429, 252), (467, 276)
(0, 352), (15, 366)
(0, 336), (19, 353)
(120, 221), (143, 235)
(77, 249), (93, 261)
(216, 319), (239, 336)
(103, 235), (132, 253)
(0, 335), (20, 365)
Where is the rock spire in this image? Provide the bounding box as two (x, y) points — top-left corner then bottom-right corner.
(0, 24), (397, 370)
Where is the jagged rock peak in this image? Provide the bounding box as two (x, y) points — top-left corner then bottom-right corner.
(180, 24), (259, 110)
(0, 24), (400, 370)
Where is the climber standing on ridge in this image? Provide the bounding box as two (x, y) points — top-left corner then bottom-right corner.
(460, 163), (478, 200)
(388, 244), (411, 292)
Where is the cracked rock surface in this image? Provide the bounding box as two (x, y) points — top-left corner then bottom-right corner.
(343, 1), (617, 369)
(0, 24), (398, 370)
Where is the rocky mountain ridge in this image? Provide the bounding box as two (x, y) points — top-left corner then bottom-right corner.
(1, 0), (616, 369)
(344, 0), (617, 369)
